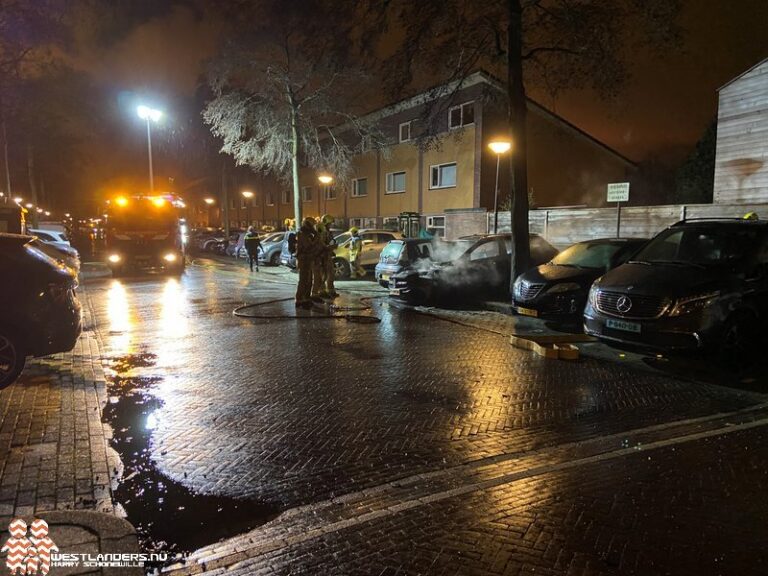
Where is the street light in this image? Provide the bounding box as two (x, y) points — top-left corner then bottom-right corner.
(241, 190), (254, 199)
(488, 139), (513, 234)
(204, 198), (215, 205)
(137, 105), (163, 192)
(318, 174), (333, 214)
(13, 197), (22, 204)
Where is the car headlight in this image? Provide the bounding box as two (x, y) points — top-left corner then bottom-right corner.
(108, 254), (121, 263)
(512, 276), (523, 296)
(546, 282), (580, 294)
(588, 282), (601, 307)
(667, 291), (720, 317)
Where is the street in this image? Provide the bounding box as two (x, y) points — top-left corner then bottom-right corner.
(9, 256), (763, 574)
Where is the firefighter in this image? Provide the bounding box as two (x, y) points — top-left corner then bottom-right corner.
(743, 212), (759, 220)
(348, 227), (366, 279)
(243, 226), (262, 272)
(313, 214), (338, 298)
(295, 217), (321, 308)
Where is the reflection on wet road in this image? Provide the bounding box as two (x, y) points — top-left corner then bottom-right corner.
(82, 262), (765, 556)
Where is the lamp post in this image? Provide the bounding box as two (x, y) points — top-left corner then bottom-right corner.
(203, 197), (215, 227)
(137, 105), (163, 192)
(318, 174), (333, 215)
(242, 190), (254, 226)
(488, 140), (512, 234)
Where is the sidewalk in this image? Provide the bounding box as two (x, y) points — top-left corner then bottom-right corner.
(0, 297), (140, 570)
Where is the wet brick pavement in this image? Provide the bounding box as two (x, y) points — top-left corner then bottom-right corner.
(0, 299), (119, 526)
(75, 259), (768, 574)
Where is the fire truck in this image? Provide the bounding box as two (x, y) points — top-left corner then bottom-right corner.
(104, 195), (186, 275)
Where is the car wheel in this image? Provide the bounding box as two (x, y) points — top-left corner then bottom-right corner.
(0, 329), (26, 389)
(270, 252), (280, 265)
(334, 258), (350, 279)
(718, 312), (759, 369)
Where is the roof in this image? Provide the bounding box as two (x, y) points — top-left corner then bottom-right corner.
(356, 70), (637, 168)
(718, 56), (768, 92)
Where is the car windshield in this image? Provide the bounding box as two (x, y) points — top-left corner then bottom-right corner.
(380, 242), (403, 260)
(632, 226), (762, 266)
(264, 233), (283, 243)
(551, 242), (625, 269)
(335, 232), (351, 245)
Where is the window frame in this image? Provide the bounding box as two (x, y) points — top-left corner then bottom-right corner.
(266, 192), (275, 206)
(352, 178), (368, 198)
(302, 186), (313, 203)
(385, 171), (407, 194)
(448, 101), (475, 130)
(398, 121), (412, 143)
(429, 162), (457, 190)
(325, 185), (337, 200)
(281, 189), (290, 205)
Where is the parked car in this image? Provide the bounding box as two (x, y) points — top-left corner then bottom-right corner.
(0, 233), (82, 388)
(257, 232), (286, 265)
(389, 233), (558, 304)
(375, 238), (436, 288)
(332, 229), (403, 278)
(583, 219), (768, 364)
(512, 238), (648, 319)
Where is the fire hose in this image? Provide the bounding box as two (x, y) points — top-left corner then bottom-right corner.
(233, 296), (383, 323)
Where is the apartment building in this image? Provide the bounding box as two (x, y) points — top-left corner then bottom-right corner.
(218, 71), (635, 237)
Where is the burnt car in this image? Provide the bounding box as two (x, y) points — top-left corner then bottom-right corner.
(0, 234), (82, 388)
(583, 219), (768, 364)
(389, 233), (558, 304)
(512, 238), (647, 319)
(374, 239), (435, 288)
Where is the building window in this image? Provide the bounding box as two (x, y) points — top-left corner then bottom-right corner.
(230, 198), (236, 210)
(266, 192), (275, 206)
(302, 186), (313, 202)
(430, 163), (457, 189)
(325, 185), (337, 200)
(240, 197), (247, 209)
(399, 121), (411, 143)
(352, 178), (368, 198)
(386, 171), (406, 194)
(282, 190), (290, 204)
(448, 101), (475, 129)
(382, 217), (399, 231)
(426, 216), (446, 237)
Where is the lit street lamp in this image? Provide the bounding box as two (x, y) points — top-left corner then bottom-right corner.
(318, 174), (333, 214)
(137, 105), (163, 192)
(13, 197), (22, 204)
(204, 198), (215, 205)
(488, 140), (512, 234)
(241, 191), (254, 225)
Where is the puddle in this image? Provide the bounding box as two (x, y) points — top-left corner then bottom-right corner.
(103, 357), (280, 560)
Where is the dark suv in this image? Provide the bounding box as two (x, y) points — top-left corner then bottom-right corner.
(0, 234), (82, 388)
(583, 219), (768, 363)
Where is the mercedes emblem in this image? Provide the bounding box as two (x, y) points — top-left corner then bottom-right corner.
(616, 295), (633, 314)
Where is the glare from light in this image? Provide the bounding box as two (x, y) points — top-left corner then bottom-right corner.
(13, 197), (22, 204)
(44, 211), (51, 216)
(65, 213), (71, 218)
(488, 140), (512, 155)
(137, 105), (162, 122)
(152, 197), (166, 207)
(318, 175), (333, 185)
(36, 208), (43, 213)
(241, 190), (254, 198)
(25, 203), (33, 208)
(108, 254), (122, 263)
(204, 198), (215, 205)
(163, 253), (177, 262)
(107, 280), (132, 355)
(115, 196), (129, 207)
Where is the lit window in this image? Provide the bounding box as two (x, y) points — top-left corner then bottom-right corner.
(448, 102), (475, 129)
(386, 171), (406, 194)
(430, 163), (457, 189)
(352, 178), (368, 197)
(399, 121), (411, 143)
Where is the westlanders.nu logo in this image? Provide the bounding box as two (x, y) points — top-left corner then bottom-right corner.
(1, 518), (168, 573)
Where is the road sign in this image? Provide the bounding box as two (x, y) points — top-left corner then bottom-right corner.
(607, 182), (630, 203)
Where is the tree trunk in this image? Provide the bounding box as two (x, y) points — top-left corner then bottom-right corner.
(507, 0), (530, 292)
(290, 101), (302, 226)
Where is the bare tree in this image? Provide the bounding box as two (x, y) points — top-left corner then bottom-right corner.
(366, 0), (681, 282)
(202, 1), (382, 225)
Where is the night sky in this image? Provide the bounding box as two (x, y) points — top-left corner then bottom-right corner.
(9, 0), (768, 210)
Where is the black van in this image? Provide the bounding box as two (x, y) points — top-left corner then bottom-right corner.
(584, 219), (768, 364)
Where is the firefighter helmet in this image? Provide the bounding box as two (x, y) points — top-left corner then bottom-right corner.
(349, 226), (359, 234)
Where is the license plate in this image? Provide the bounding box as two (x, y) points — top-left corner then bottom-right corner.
(389, 288), (401, 296)
(515, 306), (538, 318)
(381, 274), (390, 281)
(606, 318), (641, 333)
